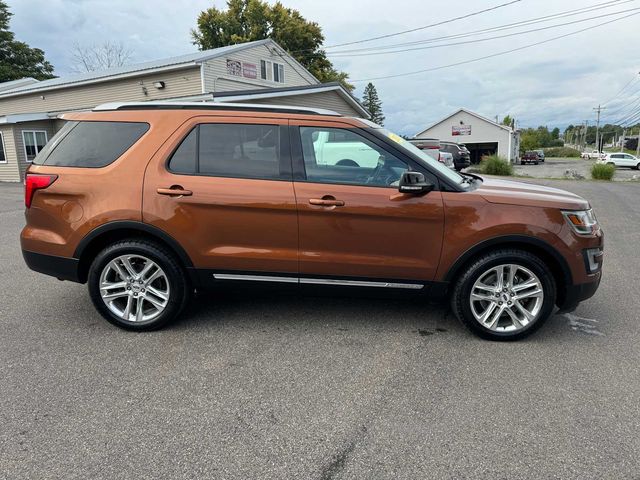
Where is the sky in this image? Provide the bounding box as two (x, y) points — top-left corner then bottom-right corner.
(6, 0), (640, 135)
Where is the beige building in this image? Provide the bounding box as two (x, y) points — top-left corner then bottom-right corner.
(0, 39), (368, 182)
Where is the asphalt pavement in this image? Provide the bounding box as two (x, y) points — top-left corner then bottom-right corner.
(1, 180), (639, 479)
(511, 156), (640, 181)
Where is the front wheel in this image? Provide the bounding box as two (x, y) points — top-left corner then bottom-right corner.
(88, 239), (190, 331)
(451, 249), (556, 341)
(636, 163), (640, 170)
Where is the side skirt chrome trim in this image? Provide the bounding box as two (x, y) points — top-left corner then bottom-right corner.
(212, 273), (424, 290)
(213, 273), (298, 284)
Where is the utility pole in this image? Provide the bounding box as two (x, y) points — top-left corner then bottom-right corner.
(636, 126), (640, 158)
(593, 105), (606, 152)
(621, 129), (626, 152)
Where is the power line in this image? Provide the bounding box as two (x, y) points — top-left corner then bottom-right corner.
(601, 71), (640, 106)
(327, 0), (632, 55)
(290, 0), (523, 53)
(350, 11), (640, 82)
(328, 7), (640, 57)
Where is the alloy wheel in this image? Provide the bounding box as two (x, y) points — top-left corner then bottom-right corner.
(99, 254), (170, 323)
(469, 263), (544, 333)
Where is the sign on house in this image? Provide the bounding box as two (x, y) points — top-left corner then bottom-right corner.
(226, 59), (258, 79)
(452, 125), (471, 136)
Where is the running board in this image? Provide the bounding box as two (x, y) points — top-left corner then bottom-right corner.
(212, 273), (424, 290)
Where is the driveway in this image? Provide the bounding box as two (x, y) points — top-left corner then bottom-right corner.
(1, 180), (639, 479)
(510, 156), (639, 181)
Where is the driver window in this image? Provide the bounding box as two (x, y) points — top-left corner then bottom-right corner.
(299, 126), (408, 187)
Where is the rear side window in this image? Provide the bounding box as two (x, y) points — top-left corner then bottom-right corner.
(35, 121), (149, 167)
(168, 123), (283, 180)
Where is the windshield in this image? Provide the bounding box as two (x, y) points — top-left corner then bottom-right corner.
(374, 127), (465, 184)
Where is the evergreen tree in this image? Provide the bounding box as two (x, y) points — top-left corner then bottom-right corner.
(0, 1), (55, 82)
(361, 82), (385, 125)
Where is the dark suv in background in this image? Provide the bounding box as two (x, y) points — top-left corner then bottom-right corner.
(440, 141), (471, 170)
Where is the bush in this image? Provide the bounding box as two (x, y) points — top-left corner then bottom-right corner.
(591, 163), (615, 180)
(543, 146), (581, 158)
(479, 154), (513, 176)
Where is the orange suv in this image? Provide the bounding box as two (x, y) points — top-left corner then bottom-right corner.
(20, 102), (603, 340)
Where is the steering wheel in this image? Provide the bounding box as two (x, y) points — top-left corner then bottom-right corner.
(368, 156), (395, 185)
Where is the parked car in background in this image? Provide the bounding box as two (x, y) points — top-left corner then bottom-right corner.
(440, 141), (471, 170)
(535, 149), (545, 162)
(408, 137), (440, 161)
(522, 151), (540, 165)
(598, 152), (640, 169)
(439, 150), (455, 169)
(581, 150), (605, 160)
(20, 101), (603, 341)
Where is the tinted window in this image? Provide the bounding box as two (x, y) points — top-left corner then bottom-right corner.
(300, 127), (408, 187)
(198, 124), (281, 180)
(168, 128), (197, 174)
(38, 121), (149, 167)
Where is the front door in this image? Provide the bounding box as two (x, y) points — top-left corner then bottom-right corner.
(290, 121), (445, 284)
(143, 116), (298, 276)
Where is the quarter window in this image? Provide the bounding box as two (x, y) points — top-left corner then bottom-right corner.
(22, 130), (48, 162)
(299, 127), (408, 187)
(168, 124), (284, 180)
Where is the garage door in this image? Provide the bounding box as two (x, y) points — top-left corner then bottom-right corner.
(464, 142), (498, 164)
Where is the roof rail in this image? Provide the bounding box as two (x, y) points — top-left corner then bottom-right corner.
(93, 101), (342, 116)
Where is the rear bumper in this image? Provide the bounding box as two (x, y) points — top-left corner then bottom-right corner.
(22, 250), (82, 283)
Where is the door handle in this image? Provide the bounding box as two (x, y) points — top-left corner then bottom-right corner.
(309, 197), (345, 207)
(157, 186), (193, 197)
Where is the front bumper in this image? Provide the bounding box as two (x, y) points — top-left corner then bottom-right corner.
(557, 274), (601, 313)
(22, 250), (82, 283)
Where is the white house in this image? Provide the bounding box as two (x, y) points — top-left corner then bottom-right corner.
(0, 39), (368, 182)
(415, 108), (520, 163)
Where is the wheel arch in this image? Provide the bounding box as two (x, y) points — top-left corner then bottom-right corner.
(74, 221), (194, 283)
(444, 235), (572, 306)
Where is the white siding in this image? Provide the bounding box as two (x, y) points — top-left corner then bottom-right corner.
(14, 120), (57, 181)
(0, 125), (20, 182)
(0, 67), (203, 117)
(203, 43), (317, 93)
(417, 110), (515, 161)
(238, 91), (362, 117)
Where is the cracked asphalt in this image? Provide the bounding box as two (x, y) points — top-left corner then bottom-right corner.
(1, 180), (639, 479)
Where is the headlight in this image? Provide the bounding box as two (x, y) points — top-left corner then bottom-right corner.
(562, 209), (599, 236)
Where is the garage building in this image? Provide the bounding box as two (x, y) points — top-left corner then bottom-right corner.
(0, 39), (368, 182)
(415, 108), (520, 164)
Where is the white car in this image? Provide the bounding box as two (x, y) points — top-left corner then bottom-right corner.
(439, 151), (455, 169)
(581, 150), (605, 160)
(599, 152), (640, 169)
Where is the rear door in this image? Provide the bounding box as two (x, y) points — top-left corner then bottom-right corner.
(143, 116), (298, 277)
(290, 120), (444, 284)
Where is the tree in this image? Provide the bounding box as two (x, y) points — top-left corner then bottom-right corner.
(361, 82), (384, 125)
(192, 0), (352, 90)
(501, 115), (513, 127)
(70, 41), (132, 73)
(0, 1), (54, 81)
(551, 127), (560, 139)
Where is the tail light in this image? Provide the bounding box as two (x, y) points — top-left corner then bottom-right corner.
(24, 173), (57, 208)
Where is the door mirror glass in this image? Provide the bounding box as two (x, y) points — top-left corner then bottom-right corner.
(398, 171), (434, 194)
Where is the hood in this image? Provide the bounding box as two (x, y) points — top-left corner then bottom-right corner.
(476, 177), (589, 210)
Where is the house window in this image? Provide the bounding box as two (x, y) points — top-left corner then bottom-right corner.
(22, 130), (48, 162)
(273, 62), (285, 83)
(0, 132), (6, 163)
(260, 59), (272, 81)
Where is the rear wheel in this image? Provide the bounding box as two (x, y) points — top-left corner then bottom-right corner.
(451, 249), (556, 341)
(636, 163), (640, 170)
(88, 239), (190, 331)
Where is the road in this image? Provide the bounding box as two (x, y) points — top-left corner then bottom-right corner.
(512, 156), (640, 181)
(1, 180), (639, 479)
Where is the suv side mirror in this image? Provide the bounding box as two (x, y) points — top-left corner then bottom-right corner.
(398, 171), (434, 194)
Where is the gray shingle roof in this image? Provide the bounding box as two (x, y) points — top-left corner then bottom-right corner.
(0, 39), (272, 97)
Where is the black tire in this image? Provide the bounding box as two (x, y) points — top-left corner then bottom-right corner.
(336, 159), (359, 167)
(88, 239), (190, 331)
(636, 163), (640, 170)
(451, 249), (556, 341)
